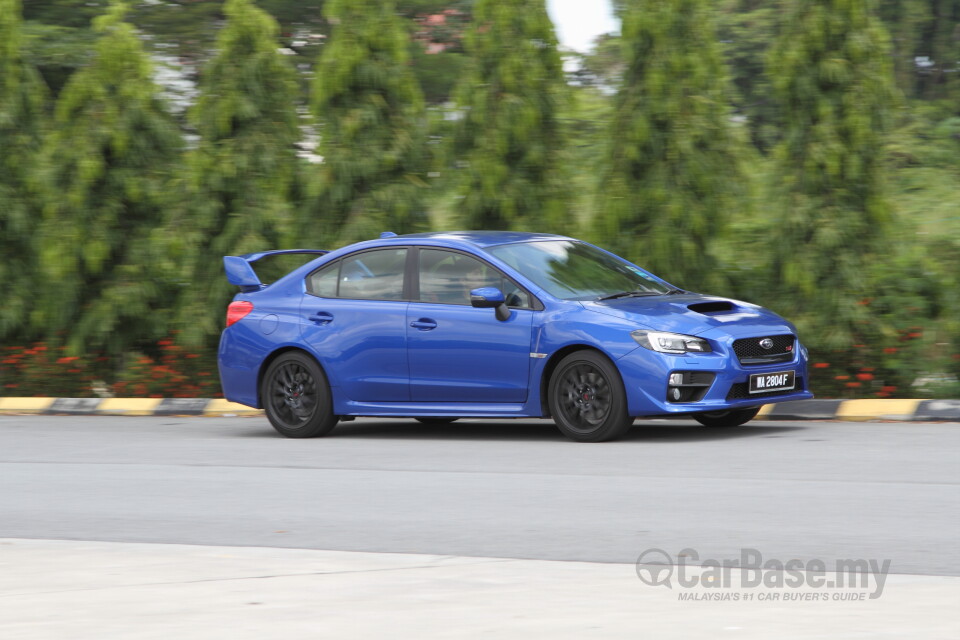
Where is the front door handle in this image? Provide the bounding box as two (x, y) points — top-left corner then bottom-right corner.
(308, 311), (334, 325)
(410, 318), (437, 331)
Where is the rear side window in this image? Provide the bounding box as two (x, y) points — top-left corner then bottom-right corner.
(307, 263), (338, 297)
(336, 249), (408, 300)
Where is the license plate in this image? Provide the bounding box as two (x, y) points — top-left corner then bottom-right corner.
(749, 370), (795, 394)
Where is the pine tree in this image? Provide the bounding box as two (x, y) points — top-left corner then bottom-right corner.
(768, 0), (896, 348)
(448, 0), (568, 231)
(35, 0), (182, 355)
(173, 0), (302, 345)
(877, 0), (930, 97)
(311, 0), (427, 243)
(0, 0), (46, 341)
(594, 0), (747, 293)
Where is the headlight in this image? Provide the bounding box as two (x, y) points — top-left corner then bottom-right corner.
(631, 330), (712, 354)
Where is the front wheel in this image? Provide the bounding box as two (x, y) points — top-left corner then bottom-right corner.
(261, 352), (338, 438)
(693, 407), (761, 428)
(548, 351), (632, 442)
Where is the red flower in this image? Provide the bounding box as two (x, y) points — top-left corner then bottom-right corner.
(856, 373), (874, 381)
(813, 362), (830, 369)
(845, 382), (861, 388)
(835, 375), (850, 381)
(883, 348), (898, 354)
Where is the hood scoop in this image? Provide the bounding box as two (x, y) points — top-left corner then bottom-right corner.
(687, 300), (736, 315)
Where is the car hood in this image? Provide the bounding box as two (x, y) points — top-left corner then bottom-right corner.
(580, 294), (795, 337)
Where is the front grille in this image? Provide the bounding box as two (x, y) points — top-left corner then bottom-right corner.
(727, 377), (804, 401)
(732, 334), (795, 365)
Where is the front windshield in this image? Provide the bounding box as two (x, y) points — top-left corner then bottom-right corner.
(486, 240), (673, 301)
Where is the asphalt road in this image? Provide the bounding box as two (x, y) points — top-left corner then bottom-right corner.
(1, 416), (958, 576)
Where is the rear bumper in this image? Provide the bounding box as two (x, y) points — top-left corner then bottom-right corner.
(218, 328), (261, 408)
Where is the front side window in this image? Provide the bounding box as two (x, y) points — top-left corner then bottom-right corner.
(418, 249), (530, 307)
(310, 248), (407, 301)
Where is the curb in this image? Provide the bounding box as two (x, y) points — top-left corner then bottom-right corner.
(0, 397), (959, 421)
(0, 397), (262, 417)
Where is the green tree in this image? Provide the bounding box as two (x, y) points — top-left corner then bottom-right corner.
(34, 1), (182, 355)
(447, 0), (568, 231)
(311, 0), (428, 243)
(594, 0), (747, 293)
(0, 0), (47, 341)
(716, 0), (783, 151)
(914, 0), (960, 100)
(768, 0), (897, 350)
(877, 0), (930, 97)
(173, 0), (302, 345)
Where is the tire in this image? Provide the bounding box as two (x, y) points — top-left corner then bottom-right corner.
(261, 352), (338, 438)
(548, 351), (632, 442)
(414, 418), (459, 425)
(693, 407), (761, 428)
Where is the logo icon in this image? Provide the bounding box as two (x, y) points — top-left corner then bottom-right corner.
(759, 338), (774, 350)
(635, 548), (674, 588)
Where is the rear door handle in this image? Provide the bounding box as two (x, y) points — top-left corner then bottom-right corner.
(410, 318), (437, 331)
(308, 311), (334, 325)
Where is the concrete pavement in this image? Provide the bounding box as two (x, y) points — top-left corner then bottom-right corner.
(2, 538), (959, 639)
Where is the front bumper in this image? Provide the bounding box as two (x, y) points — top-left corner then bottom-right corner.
(616, 332), (813, 416)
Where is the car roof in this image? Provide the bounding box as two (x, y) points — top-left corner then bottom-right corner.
(384, 231), (571, 248)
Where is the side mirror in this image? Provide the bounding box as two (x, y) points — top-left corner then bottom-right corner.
(470, 287), (511, 322)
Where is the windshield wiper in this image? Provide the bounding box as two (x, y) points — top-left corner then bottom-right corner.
(665, 289), (686, 295)
(597, 290), (663, 301)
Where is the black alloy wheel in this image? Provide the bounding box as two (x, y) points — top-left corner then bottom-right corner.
(261, 351), (338, 438)
(548, 351), (632, 442)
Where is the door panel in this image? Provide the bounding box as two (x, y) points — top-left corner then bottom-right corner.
(301, 298), (410, 402)
(406, 303), (533, 403)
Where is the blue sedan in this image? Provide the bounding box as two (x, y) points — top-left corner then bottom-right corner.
(218, 231), (813, 441)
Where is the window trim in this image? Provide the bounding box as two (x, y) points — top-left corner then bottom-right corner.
(413, 247), (543, 311)
(305, 245), (543, 310)
(305, 247), (412, 302)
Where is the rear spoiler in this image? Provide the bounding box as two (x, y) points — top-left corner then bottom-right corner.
(224, 249), (330, 293)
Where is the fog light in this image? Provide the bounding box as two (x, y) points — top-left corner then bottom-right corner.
(669, 373), (684, 386)
(670, 387), (682, 401)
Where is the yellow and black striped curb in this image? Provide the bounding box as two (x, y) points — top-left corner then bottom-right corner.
(0, 397), (959, 421)
(0, 397), (262, 416)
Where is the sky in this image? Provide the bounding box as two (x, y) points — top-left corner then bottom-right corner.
(546, 0), (619, 53)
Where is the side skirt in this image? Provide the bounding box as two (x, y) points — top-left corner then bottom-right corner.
(336, 400), (540, 418)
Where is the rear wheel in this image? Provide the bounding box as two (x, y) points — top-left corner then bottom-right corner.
(548, 351), (632, 442)
(414, 417), (459, 425)
(693, 407), (761, 428)
(261, 352), (338, 438)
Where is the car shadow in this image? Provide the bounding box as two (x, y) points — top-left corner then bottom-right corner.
(235, 419), (807, 443)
